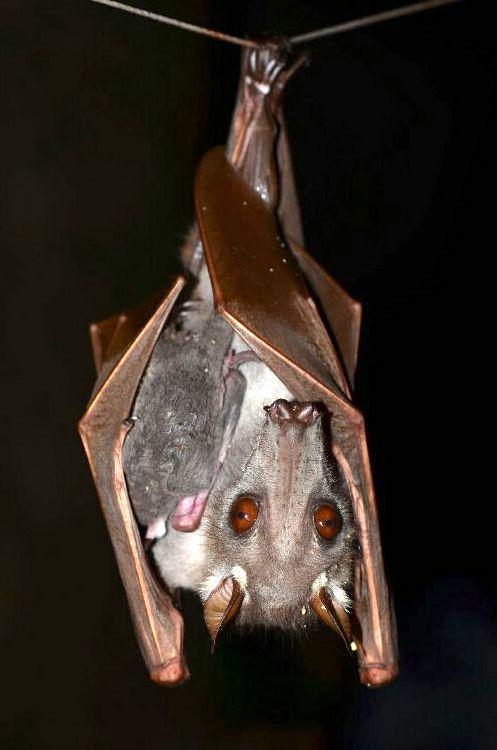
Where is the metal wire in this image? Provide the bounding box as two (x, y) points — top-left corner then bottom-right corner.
(90, 0), (462, 48)
(291, 0), (462, 44)
(90, 0), (258, 48)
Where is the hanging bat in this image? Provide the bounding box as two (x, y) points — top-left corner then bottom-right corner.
(122, 44), (360, 646)
(80, 0), (459, 689)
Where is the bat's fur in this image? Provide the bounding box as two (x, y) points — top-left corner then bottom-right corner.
(197, 400), (356, 631)
(123, 265), (244, 525)
(124, 239), (357, 633)
(122, 40), (358, 635)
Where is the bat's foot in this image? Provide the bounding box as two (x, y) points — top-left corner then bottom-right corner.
(221, 348), (257, 408)
(224, 348), (260, 375)
(172, 490), (209, 532)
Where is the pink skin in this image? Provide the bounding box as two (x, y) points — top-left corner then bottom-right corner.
(172, 490), (209, 532)
(146, 489), (209, 538)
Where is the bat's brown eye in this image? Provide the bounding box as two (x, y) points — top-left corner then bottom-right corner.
(314, 504), (341, 540)
(230, 497), (259, 534)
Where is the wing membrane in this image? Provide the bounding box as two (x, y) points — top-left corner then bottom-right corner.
(196, 149), (398, 686)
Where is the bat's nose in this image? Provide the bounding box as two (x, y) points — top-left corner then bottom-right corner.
(265, 399), (320, 427)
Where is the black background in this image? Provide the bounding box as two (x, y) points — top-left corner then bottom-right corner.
(1, 1), (494, 748)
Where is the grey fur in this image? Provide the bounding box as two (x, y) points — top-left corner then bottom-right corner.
(124, 250), (356, 631)
(123, 265), (245, 526)
(175, 401), (354, 630)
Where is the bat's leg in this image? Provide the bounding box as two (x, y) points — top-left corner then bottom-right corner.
(223, 347), (260, 374)
(220, 347), (258, 407)
(229, 349), (260, 368)
(216, 402), (240, 466)
(80, 279), (189, 685)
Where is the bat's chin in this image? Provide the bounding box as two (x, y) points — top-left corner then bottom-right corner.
(236, 598), (317, 632)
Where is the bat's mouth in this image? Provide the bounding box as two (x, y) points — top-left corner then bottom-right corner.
(171, 490), (209, 532)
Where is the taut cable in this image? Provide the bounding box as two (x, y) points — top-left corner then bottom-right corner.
(90, 0), (462, 48)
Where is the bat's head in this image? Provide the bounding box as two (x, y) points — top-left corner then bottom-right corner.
(199, 400), (356, 646)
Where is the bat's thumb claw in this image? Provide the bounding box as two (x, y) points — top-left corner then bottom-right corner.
(310, 587), (353, 654)
(203, 576), (244, 650)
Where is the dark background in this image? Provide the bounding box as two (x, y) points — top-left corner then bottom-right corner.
(1, 1), (494, 748)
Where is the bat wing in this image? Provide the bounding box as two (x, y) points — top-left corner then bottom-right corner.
(274, 114), (361, 388)
(275, 109), (305, 249)
(289, 240), (362, 390)
(196, 147), (398, 687)
(89, 293), (163, 381)
(79, 279), (189, 686)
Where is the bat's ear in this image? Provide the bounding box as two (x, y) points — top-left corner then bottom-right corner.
(310, 587), (352, 654)
(203, 576), (244, 650)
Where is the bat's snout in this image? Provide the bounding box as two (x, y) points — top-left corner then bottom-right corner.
(264, 399), (321, 427)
